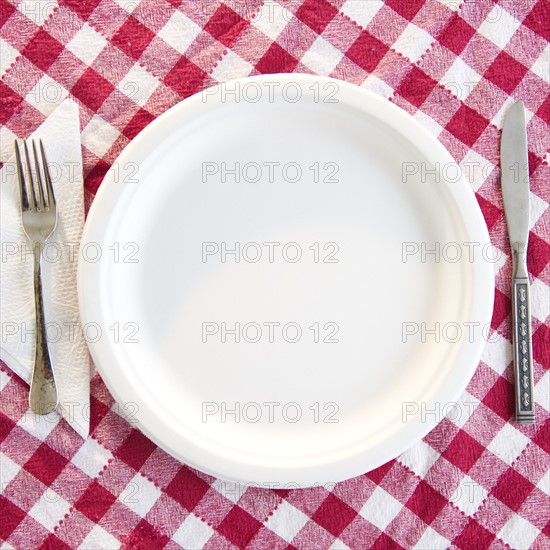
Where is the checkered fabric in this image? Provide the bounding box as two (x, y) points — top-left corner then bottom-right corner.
(1, 0), (549, 548)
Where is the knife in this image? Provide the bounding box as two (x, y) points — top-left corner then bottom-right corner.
(501, 101), (535, 424)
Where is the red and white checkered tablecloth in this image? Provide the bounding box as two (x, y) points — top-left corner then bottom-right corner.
(1, 0), (549, 548)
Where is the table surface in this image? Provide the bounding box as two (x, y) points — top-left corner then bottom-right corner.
(1, 1), (549, 549)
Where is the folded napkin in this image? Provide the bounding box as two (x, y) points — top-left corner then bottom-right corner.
(0, 100), (91, 437)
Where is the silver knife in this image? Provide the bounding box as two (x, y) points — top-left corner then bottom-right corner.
(501, 101), (535, 424)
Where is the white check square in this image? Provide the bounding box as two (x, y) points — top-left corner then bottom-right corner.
(487, 423), (531, 466)
(359, 487), (401, 531)
(440, 57), (482, 101)
(341, 0), (383, 28)
(478, 6), (521, 49)
(66, 23), (108, 66)
(28, 490), (71, 532)
(0, 453), (20, 489)
(119, 473), (161, 518)
(118, 64), (159, 107)
(530, 44), (550, 83)
(534, 370), (549, 413)
(173, 513), (213, 549)
(413, 526), (450, 549)
(413, 110), (444, 137)
(482, 331), (512, 376)
(498, 513), (540, 549)
(0, 39), (18, 78)
(0, 369), (10, 391)
(361, 74), (394, 100)
(399, 440), (440, 478)
(79, 525), (120, 550)
(460, 149), (495, 192)
(71, 437), (112, 479)
(26, 74), (69, 116)
(450, 475), (488, 517)
(301, 36), (344, 76)
(265, 500), (309, 543)
(537, 468), (550, 496)
(211, 51), (253, 83)
(17, 410), (59, 441)
(393, 23), (433, 63)
(81, 115), (121, 158)
(158, 10), (201, 54)
(18, 0), (56, 25)
(251, 1), (293, 41)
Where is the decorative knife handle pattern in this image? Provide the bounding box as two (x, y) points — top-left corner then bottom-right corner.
(512, 278), (535, 423)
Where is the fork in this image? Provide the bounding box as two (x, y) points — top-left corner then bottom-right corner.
(15, 140), (58, 414)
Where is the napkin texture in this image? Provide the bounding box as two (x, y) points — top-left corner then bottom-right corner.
(0, 100), (90, 438)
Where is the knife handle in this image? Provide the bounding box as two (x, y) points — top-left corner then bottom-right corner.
(511, 244), (535, 424)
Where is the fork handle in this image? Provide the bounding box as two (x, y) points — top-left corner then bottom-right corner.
(29, 243), (58, 414)
(511, 244), (535, 424)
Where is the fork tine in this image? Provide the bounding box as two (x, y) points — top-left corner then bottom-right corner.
(32, 141), (46, 211)
(14, 141), (30, 210)
(39, 140), (56, 208)
(23, 140), (37, 211)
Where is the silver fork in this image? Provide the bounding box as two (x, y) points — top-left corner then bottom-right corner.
(15, 140), (58, 414)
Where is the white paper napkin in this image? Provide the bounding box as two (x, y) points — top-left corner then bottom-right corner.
(0, 100), (91, 437)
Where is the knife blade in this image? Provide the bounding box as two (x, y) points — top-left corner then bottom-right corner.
(500, 101), (534, 424)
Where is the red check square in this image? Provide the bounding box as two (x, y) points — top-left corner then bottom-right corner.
(115, 429), (156, 471)
(395, 66), (438, 108)
(366, 460), (394, 484)
(89, 394), (111, 434)
(125, 519), (170, 549)
(528, 232), (550, 278)
(482, 376), (514, 421)
(0, 410), (16, 443)
(476, 194), (503, 231)
(40, 534), (72, 550)
(85, 159), (110, 195)
(163, 57), (207, 98)
(63, 0), (102, 20)
(371, 532), (403, 550)
(295, 0), (338, 35)
(217, 506), (263, 548)
(406, 481), (447, 524)
(445, 104), (489, 147)
(112, 16), (156, 60)
(255, 42), (299, 74)
(24, 443), (69, 486)
(71, 67), (115, 111)
(204, 5), (248, 48)
(443, 430), (486, 473)
(0, 0), (16, 28)
(74, 479), (117, 523)
(533, 325), (550, 375)
(165, 466), (210, 511)
(491, 469), (535, 512)
(386, 0), (425, 21)
(536, 95), (550, 126)
(0, 496), (26, 540)
(484, 51), (528, 94)
(312, 494), (357, 537)
(123, 108), (155, 140)
(0, 81), (24, 125)
(438, 16), (476, 55)
(523, 0), (550, 41)
(491, 288), (510, 330)
(454, 518), (495, 550)
(346, 31), (389, 74)
(22, 29), (64, 72)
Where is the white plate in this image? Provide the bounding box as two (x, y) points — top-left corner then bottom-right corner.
(78, 75), (493, 487)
